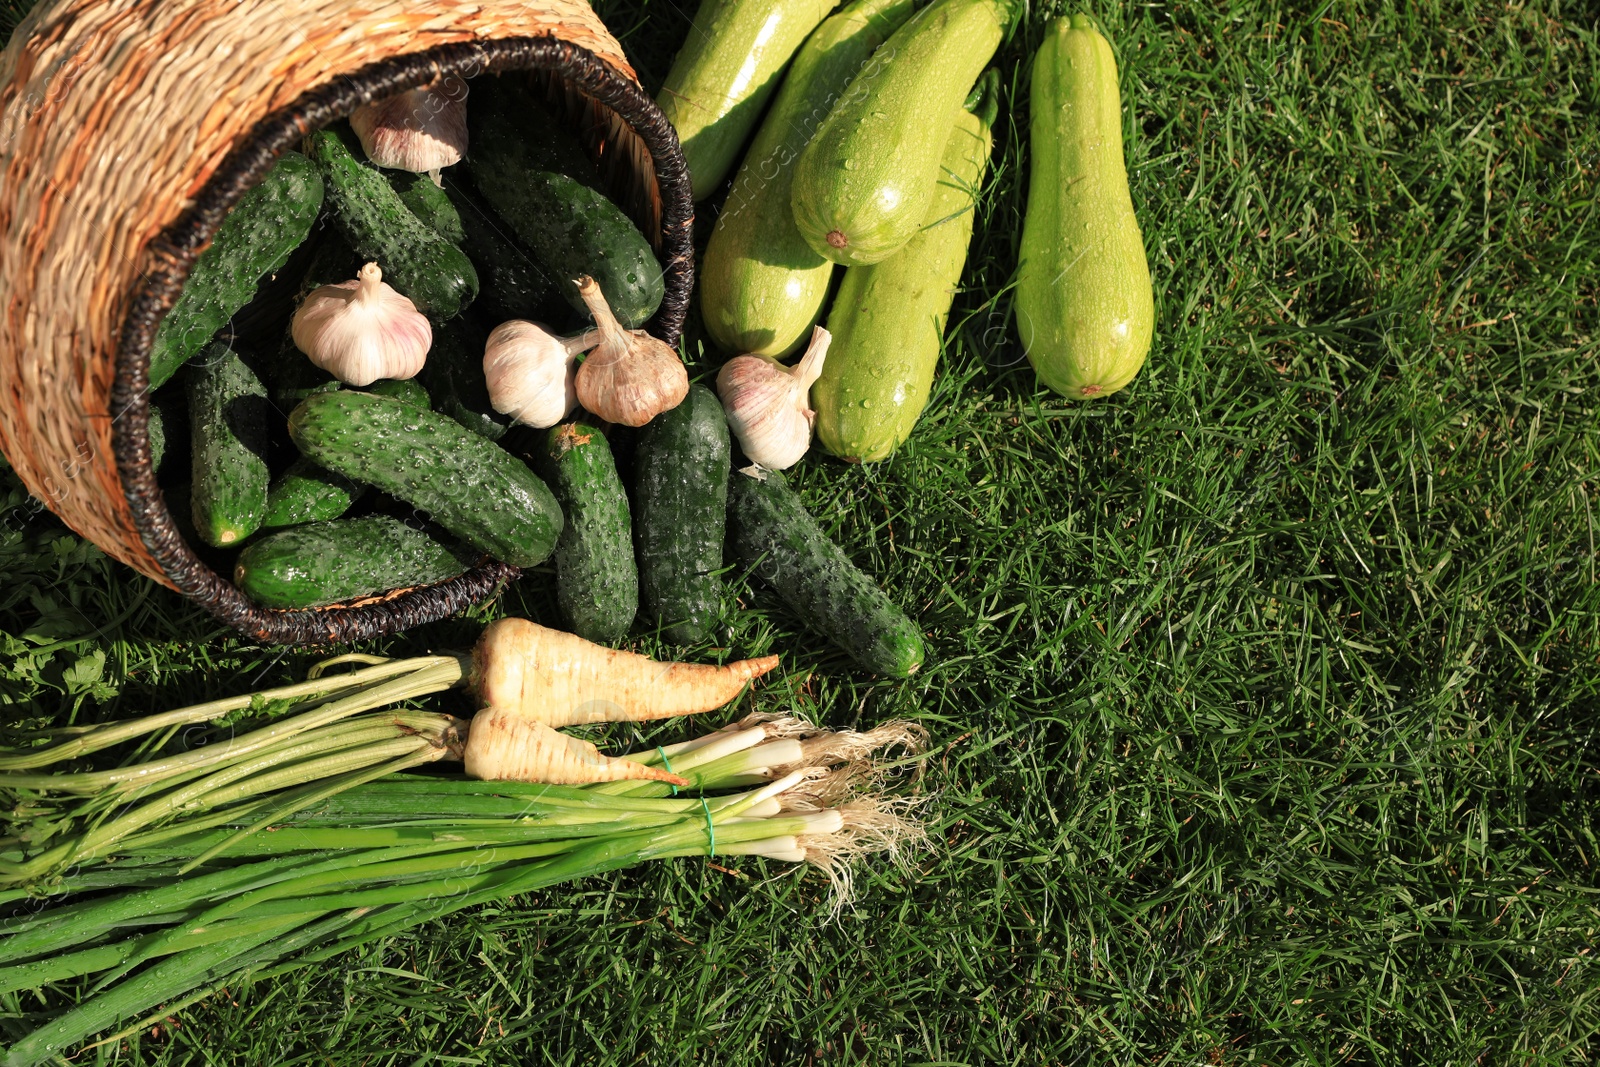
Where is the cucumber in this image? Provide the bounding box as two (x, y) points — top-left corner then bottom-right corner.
(288, 390), (561, 568)
(149, 152), (324, 388)
(420, 314), (512, 441)
(1016, 14), (1154, 400)
(187, 343), (272, 547)
(657, 0), (837, 201)
(261, 457), (364, 530)
(701, 0), (915, 357)
(465, 77), (664, 329)
(306, 124), (478, 319)
(814, 84), (996, 461)
(633, 385), (730, 644)
(542, 422), (638, 644)
(389, 171), (466, 245)
(363, 377), (430, 409)
(235, 515), (475, 610)
(727, 466), (923, 676)
(791, 0), (1014, 265)
(444, 182), (560, 324)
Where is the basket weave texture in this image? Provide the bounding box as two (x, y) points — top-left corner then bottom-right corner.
(0, 0), (695, 644)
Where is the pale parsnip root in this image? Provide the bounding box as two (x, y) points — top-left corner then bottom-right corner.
(471, 618), (779, 727)
(462, 707), (689, 786)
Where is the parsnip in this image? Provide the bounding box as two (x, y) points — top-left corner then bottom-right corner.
(470, 618), (779, 728)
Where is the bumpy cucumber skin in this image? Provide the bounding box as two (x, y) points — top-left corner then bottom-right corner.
(236, 515), (474, 609)
(702, 0), (916, 358)
(1016, 15), (1154, 400)
(466, 79), (664, 329)
(149, 152), (323, 388)
(261, 456), (364, 530)
(543, 422), (639, 644)
(306, 126), (478, 319)
(791, 0), (1010, 265)
(727, 467), (924, 676)
(657, 0), (837, 202)
(390, 171), (467, 245)
(363, 378), (430, 409)
(633, 385), (730, 644)
(187, 344), (271, 547)
(815, 107), (992, 461)
(420, 314), (512, 442)
(288, 391), (562, 568)
(445, 182), (560, 324)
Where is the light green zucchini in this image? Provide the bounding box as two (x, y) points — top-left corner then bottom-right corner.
(700, 0), (915, 358)
(813, 79), (996, 461)
(657, 0), (838, 201)
(1015, 14), (1154, 399)
(790, 0), (1015, 265)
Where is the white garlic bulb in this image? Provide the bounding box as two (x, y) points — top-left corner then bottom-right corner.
(349, 77), (469, 178)
(715, 325), (831, 470)
(573, 276), (690, 427)
(483, 320), (601, 429)
(291, 262), (432, 387)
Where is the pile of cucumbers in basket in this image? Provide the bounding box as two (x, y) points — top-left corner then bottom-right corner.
(148, 69), (923, 677)
(152, 0), (1152, 679)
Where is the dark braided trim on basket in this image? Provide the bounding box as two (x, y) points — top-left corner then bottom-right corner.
(112, 37), (694, 646)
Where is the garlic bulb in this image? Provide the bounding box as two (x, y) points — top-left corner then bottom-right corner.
(572, 276), (689, 428)
(349, 77), (469, 178)
(483, 320), (600, 429)
(715, 325), (831, 470)
(291, 262), (431, 387)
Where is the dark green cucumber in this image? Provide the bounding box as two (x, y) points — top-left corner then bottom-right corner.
(727, 466), (924, 676)
(187, 343), (272, 547)
(466, 78), (664, 328)
(389, 171), (466, 245)
(149, 151), (324, 388)
(444, 181), (561, 323)
(363, 377), (430, 409)
(542, 422), (638, 644)
(420, 314), (512, 441)
(261, 457), (364, 530)
(306, 124), (478, 319)
(288, 391), (561, 567)
(236, 515), (475, 609)
(633, 385), (730, 644)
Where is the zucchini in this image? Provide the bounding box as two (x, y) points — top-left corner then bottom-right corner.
(420, 314), (512, 442)
(727, 466), (923, 676)
(149, 152), (323, 388)
(261, 457), (364, 530)
(306, 124), (478, 319)
(633, 385), (730, 644)
(542, 422), (638, 644)
(701, 0), (915, 357)
(814, 82), (996, 461)
(657, 0), (837, 201)
(187, 343), (271, 547)
(236, 515), (475, 609)
(288, 390), (562, 568)
(465, 77), (664, 329)
(389, 171), (466, 245)
(791, 0), (1014, 265)
(1016, 14), (1154, 399)
(444, 181), (560, 324)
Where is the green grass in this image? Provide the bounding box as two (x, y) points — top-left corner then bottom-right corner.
(3, 0), (1600, 1063)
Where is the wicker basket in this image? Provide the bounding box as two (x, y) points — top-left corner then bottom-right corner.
(0, 0), (693, 645)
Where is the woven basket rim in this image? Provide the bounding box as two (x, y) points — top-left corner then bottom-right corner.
(109, 35), (695, 646)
